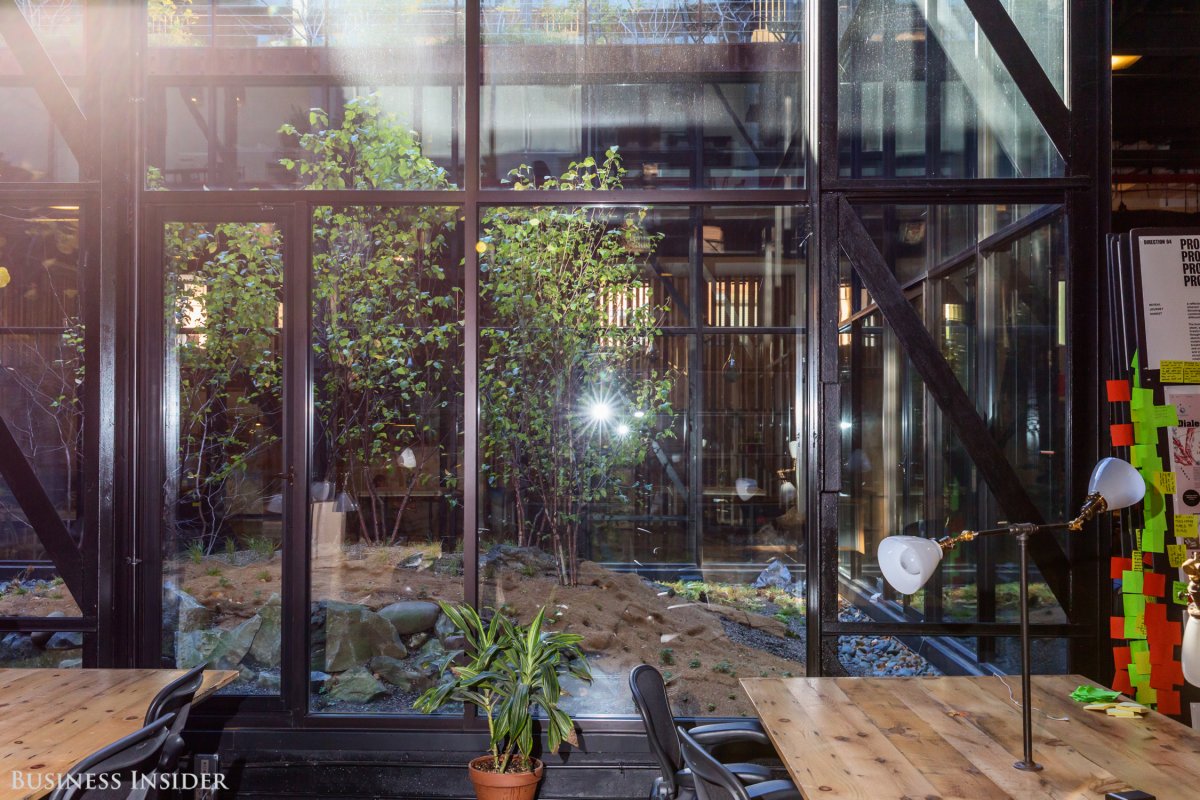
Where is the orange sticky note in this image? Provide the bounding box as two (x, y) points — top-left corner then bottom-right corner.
(1143, 571), (1167, 597)
(1150, 668), (1180, 690)
(1114, 646), (1132, 669)
(1111, 424), (1135, 447)
(1111, 556), (1132, 580)
(1112, 668), (1133, 695)
(1150, 642), (1174, 664)
(1107, 380), (1132, 402)
(1157, 688), (1181, 715)
(1111, 616), (1126, 639)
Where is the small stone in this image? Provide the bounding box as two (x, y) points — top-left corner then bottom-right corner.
(370, 656), (430, 691)
(46, 631), (83, 650)
(324, 666), (388, 703)
(377, 601), (440, 636)
(58, 657), (82, 669)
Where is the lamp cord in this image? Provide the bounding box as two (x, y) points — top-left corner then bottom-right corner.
(995, 674), (1070, 722)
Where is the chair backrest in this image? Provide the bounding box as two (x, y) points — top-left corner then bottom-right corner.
(677, 727), (751, 800)
(630, 665), (684, 795)
(49, 713), (174, 800)
(143, 666), (205, 774)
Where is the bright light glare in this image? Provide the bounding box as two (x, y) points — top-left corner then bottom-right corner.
(839, 420), (852, 431)
(588, 401), (614, 423)
(616, 424), (631, 436)
(633, 410), (646, 418)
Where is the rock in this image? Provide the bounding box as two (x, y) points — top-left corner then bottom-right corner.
(752, 558), (792, 589)
(414, 637), (445, 670)
(310, 671), (330, 685)
(405, 632), (431, 650)
(58, 657), (82, 669)
(478, 544), (557, 576)
(255, 671), (281, 692)
(369, 656), (430, 691)
(431, 554), (463, 576)
(443, 634), (467, 651)
(0, 633), (38, 661)
(163, 582), (213, 634)
(324, 666), (388, 703)
(435, 612), (457, 642)
(45, 631), (83, 650)
(248, 594), (282, 668)
(378, 601), (440, 636)
(207, 615), (262, 670)
(175, 629), (224, 669)
(31, 611), (65, 648)
(323, 601), (407, 672)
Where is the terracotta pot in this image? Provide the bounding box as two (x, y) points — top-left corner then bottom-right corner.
(467, 755), (544, 800)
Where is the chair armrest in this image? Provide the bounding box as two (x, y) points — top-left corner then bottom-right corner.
(723, 763), (774, 784)
(688, 720), (771, 748)
(746, 779), (803, 800)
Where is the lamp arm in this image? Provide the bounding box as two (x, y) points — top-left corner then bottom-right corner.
(938, 492), (1109, 552)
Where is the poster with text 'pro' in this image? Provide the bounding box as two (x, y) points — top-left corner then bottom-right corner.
(1138, 234), (1200, 369)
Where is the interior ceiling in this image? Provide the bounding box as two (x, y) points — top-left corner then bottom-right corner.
(1112, 0), (1200, 170)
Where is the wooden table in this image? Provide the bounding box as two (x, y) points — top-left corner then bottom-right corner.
(0, 669), (237, 800)
(741, 674), (1200, 800)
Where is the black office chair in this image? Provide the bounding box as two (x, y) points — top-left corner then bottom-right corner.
(143, 665), (205, 773)
(48, 713), (175, 800)
(630, 664), (776, 800)
(677, 728), (802, 800)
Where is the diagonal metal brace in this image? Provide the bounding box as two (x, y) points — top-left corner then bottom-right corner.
(838, 197), (1072, 613)
(0, 414), (85, 608)
(0, 0), (89, 166)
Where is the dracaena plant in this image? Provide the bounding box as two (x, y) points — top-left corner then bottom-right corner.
(414, 602), (592, 774)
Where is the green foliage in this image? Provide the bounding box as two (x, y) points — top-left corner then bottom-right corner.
(688, 658), (701, 669)
(478, 150), (673, 584)
(205, 567), (222, 578)
(415, 602), (592, 774)
(186, 540), (205, 565)
(224, 537), (237, 559)
(712, 660), (735, 675)
(247, 535), (277, 561)
(659, 647), (674, 666)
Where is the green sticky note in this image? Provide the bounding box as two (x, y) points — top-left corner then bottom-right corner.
(1070, 686), (1121, 703)
(1129, 662), (1149, 683)
(1131, 444), (1157, 467)
(1132, 649), (1151, 669)
(1173, 581), (1189, 605)
(1124, 594), (1147, 616)
(1135, 420), (1160, 445)
(1141, 457), (1165, 479)
(1132, 386), (1153, 410)
(1143, 528), (1165, 553)
(1136, 685), (1157, 705)
(1153, 405), (1180, 427)
(1145, 511), (1168, 536)
(1133, 349), (1141, 387)
(1122, 570), (1144, 593)
(1131, 640), (1150, 655)
(1125, 614), (1146, 639)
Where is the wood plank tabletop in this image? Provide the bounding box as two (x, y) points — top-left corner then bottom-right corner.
(0, 669), (237, 800)
(741, 674), (1200, 800)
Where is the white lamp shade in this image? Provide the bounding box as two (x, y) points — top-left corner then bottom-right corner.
(1184, 616), (1200, 688)
(398, 447), (417, 469)
(877, 536), (943, 595)
(1087, 457), (1145, 511)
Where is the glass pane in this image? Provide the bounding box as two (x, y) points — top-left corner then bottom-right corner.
(0, 630), (84, 668)
(702, 207), (808, 327)
(837, 0), (1064, 179)
(0, 88), (79, 182)
(0, 206), (84, 618)
(482, 0), (805, 190)
(308, 205), (464, 714)
(480, 203), (808, 717)
(146, 2), (464, 189)
(160, 221), (284, 694)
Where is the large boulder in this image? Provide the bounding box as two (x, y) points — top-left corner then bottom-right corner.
(163, 582), (214, 634)
(478, 544), (558, 577)
(175, 629), (224, 669)
(0, 633), (38, 661)
(322, 601), (406, 672)
(324, 666), (388, 704)
(248, 594), (282, 668)
(377, 601), (440, 636)
(369, 656), (429, 692)
(206, 615), (262, 670)
(45, 631), (83, 650)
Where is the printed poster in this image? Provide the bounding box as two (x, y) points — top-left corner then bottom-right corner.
(1136, 233), (1200, 369)
(1165, 385), (1200, 513)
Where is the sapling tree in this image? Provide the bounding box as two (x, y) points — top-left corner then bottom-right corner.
(478, 150), (674, 585)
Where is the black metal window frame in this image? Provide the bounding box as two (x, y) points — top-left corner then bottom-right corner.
(0, 0), (1110, 733)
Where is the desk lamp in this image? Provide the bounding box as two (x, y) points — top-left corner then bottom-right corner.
(877, 457), (1145, 772)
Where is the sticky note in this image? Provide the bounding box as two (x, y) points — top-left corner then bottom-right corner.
(1107, 380), (1132, 401)
(1173, 581), (1188, 605)
(1114, 646), (1132, 669)
(1161, 361), (1185, 383)
(1149, 642), (1173, 664)
(1135, 420), (1159, 445)
(1128, 661), (1149, 684)
(1185, 362), (1200, 384)
(1155, 472), (1177, 494)
(1122, 570), (1144, 593)
(1135, 685), (1157, 705)
(1173, 516), (1198, 538)
(1132, 386), (1152, 410)
(1152, 405), (1180, 427)
(1143, 571), (1166, 597)
(1169, 542), (1189, 568)
(1131, 639), (1150, 655)
(1124, 594), (1147, 616)
(1111, 616), (1126, 639)
(1132, 550), (1144, 572)
(1125, 614), (1146, 640)
(1145, 511), (1168, 536)
(1113, 668), (1133, 695)
(1112, 556), (1133, 579)
(1130, 444), (1156, 468)
(1143, 528), (1165, 553)
(1111, 423), (1135, 447)
(1157, 689), (1181, 715)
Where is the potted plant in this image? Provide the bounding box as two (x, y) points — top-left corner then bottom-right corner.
(415, 602), (592, 800)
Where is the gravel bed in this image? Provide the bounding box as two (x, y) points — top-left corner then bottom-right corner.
(837, 602), (942, 677)
(718, 616), (805, 665)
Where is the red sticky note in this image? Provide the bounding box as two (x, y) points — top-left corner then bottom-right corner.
(1145, 551), (1155, 566)
(1114, 646), (1132, 669)
(1143, 572), (1167, 597)
(1107, 380), (1132, 402)
(1163, 660), (1185, 684)
(1149, 642), (1174, 664)
(1111, 616), (1126, 639)
(1112, 668), (1133, 695)
(1157, 689), (1181, 715)
(1161, 623), (1183, 646)
(1111, 556), (1133, 580)
(1111, 423), (1135, 446)
(1150, 669), (1180, 690)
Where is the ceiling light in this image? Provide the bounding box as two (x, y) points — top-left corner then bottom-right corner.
(1111, 54), (1142, 71)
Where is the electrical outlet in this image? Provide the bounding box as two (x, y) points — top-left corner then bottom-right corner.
(194, 753), (220, 800)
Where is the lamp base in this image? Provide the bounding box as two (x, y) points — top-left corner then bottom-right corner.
(1013, 760), (1043, 772)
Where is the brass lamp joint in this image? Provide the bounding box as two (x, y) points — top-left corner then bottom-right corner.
(1067, 492), (1107, 532)
(938, 531), (978, 552)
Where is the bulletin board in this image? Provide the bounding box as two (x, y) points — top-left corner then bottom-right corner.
(1105, 228), (1200, 719)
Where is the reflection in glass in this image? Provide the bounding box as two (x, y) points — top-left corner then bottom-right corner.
(837, 0), (1064, 179)
(482, 0), (805, 189)
(0, 207), (84, 619)
(309, 205), (464, 714)
(161, 221), (283, 694)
